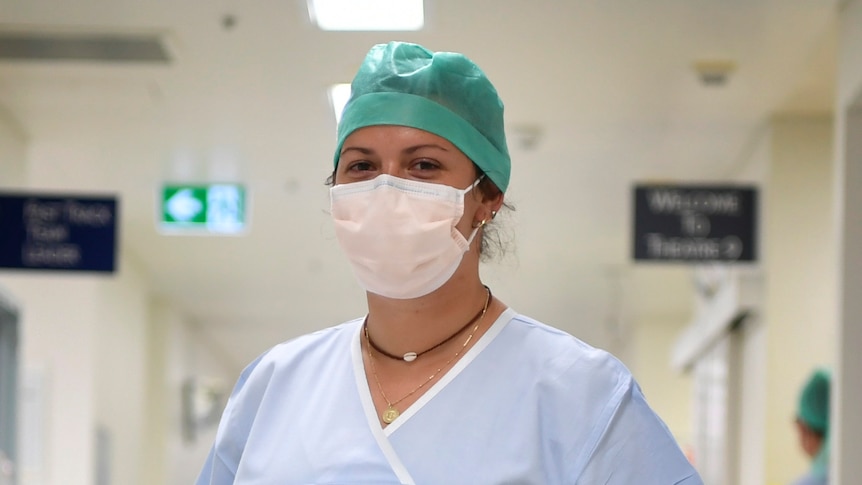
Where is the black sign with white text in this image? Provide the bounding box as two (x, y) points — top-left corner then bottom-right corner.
(633, 184), (757, 262)
(0, 193), (118, 272)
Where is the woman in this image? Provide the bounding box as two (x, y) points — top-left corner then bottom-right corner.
(196, 41), (702, 484)
(790, 369), (830, 485)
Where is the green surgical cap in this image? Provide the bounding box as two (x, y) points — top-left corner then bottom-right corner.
(334, 41), (511, 193)
(798, 368), (831, 435)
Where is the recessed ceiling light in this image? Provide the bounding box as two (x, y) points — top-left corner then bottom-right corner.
(308, 0), (424, 31)
(329, 83), (352, 123)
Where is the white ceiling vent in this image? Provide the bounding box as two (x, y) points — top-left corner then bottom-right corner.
(0, 32), (170, 63)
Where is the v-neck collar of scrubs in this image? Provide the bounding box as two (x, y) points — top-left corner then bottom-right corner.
(350, 307), (516, 481)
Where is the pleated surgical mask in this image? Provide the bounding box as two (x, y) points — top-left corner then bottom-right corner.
(330, 174), (482, 299)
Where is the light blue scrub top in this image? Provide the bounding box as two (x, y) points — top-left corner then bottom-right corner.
(196, 308), (703, 484)
(790, 472), (828, 485)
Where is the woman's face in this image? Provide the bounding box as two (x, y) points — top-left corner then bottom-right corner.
(795, 418), (824, 458)
(335, 125), (500, 237)
(336, 125), (477, 188)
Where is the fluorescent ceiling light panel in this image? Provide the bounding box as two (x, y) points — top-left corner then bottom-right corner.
(329, 83), (352, 124)
(309, 0), (424, 31)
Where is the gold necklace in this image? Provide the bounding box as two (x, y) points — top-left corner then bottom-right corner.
(365, 287), (492, 424)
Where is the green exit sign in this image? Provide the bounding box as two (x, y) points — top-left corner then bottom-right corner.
(161, 184), (247, 234)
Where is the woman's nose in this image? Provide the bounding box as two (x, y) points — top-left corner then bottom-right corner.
(378, 161), (405, 177)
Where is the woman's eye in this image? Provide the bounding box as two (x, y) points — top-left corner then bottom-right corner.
(413, 159), (439, 171)
(348, 161), (374, 172)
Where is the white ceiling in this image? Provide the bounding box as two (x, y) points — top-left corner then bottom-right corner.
(0, 0), (839, 371)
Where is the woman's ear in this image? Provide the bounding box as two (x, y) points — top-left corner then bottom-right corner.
(472, 175), (504, 219)
(490, 194), (504, 213)
(478, 194), (503, 225)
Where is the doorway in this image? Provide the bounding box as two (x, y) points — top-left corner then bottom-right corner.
(0, 290), (19, 485)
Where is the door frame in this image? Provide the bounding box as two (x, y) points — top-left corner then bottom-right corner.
(0, 286), (20, 484)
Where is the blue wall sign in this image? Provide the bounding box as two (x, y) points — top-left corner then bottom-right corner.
(633, 184), (758, 263)
(0, 193), (118, 273)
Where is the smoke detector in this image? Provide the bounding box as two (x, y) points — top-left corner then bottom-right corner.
(510, 123), (543, 151)
(692, 59), (736, 87)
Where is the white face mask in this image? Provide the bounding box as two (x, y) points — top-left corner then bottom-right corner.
(330, 174), (483, 299)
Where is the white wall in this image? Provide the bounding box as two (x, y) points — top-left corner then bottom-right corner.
(678, 113), (835, 485)
(0, 133), (148, 485)
(93, 257), (150, 485)
(2, 260), (157, 485)
(763, 115), (836, 485)
(0, 108), (26, 187)
(0, 115), (104, 485)
(628, 313), (693, 453)
(142, 297), (238, 485)
(2, 276), (100, 485)
(149, 300), (237, 485)
(731, 120), (770, 485)
(0, 132), (230, 485)
(735, 314), (766, 485)
(838, 0), (862, 104)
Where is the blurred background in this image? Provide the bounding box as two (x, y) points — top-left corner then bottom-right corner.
(1, 1), (861, 484)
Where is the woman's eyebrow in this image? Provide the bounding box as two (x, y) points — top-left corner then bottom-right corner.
(340, 143), (449, 158)
(340, 146), (374, 157)
(403, 143), (449, 154)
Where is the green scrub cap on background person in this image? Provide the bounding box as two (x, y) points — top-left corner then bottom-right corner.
(334, 41), (511, 193)
(797, 368), (831, 435)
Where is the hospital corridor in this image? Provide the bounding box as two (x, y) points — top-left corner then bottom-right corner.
(1, 1), (861, 484)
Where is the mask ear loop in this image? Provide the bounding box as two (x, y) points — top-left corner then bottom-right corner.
(463, 175), (486, 195)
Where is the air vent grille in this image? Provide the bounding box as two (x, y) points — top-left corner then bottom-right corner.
(0, 32), (170, 63)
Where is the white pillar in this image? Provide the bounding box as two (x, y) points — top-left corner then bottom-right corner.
(833, 1), (862, 481)
(833, 104), (862, 484)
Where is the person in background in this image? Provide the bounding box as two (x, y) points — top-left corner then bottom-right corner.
(791, 368), (831, 485)
(195, 40), (702, 484)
